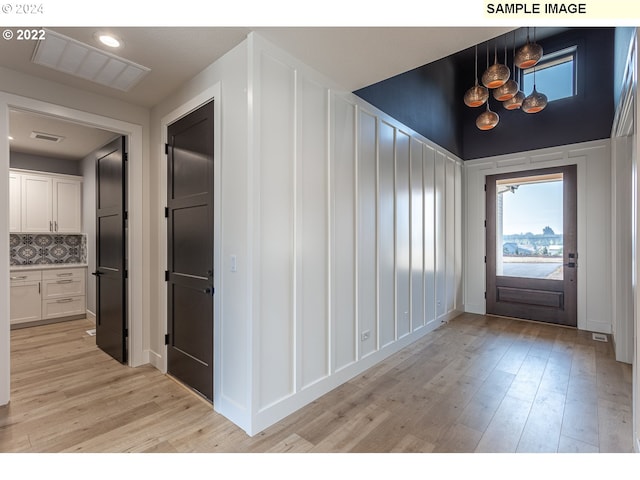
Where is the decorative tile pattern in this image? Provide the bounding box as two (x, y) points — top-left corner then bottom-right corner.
(10, 234), (86, 266)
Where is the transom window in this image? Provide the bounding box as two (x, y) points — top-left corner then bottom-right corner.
(521, 46), (577, 102)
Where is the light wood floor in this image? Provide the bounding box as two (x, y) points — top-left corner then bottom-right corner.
(0, 313), (633, 453)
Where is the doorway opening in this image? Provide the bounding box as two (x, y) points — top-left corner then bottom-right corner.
(8, 109), (129, 360)
(1, 93), (145, 407)
(486, 165), (577, 327)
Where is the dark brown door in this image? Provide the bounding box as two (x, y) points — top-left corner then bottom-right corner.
(94, 136), (127, 363)
(166, 100), (214, 401)
(486, 165), (577, 327)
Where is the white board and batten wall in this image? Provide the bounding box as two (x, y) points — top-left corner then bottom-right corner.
(151, 33), (464, 436)
(464, 139), (613, 335)
(249, 34), (463, 434)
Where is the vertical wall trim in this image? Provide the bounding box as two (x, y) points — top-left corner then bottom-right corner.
(247, 34), (260, 422)
(0, 102), (8, 405)
(326, 89), (333, 376)
(292, 67), (299, 394)
(354, 106), (360, 361)
(375, 117), (381, 351)
(392, 127), (398, 342)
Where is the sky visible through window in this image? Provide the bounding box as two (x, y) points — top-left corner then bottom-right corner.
(502, 180), (563, 236)
(522, 59), (574, 101)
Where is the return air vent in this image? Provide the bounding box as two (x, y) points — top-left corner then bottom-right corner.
(31, 29), (150, 92)
(30, 131), (65, 143)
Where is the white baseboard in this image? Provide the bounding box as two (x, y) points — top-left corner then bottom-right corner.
(85, 309), (96, 324)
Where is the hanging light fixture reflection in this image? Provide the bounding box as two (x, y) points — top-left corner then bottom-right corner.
(476, 101), (499, 130)
(514, 27), (543, 69)
(493, 34), (518, 101)
(522, 66), (548, 113)
(464, 44), (489, 107)
(482, 41), (510, 89)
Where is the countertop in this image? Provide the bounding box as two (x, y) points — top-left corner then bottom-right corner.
(10, 263), (88, 272)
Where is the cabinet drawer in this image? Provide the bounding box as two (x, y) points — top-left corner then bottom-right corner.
(42, 276), (85, 299)
(42, 295), (85, 320)
(10, 271), (42, 283)
(42, 268), (85, 280)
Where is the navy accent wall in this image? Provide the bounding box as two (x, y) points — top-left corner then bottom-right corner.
(354, 56), (462, 158)
(354, 27), (616, 161)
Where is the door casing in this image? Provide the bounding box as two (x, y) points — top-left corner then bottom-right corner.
(0, 92), (145, 407)
(485, 165), (578, 327)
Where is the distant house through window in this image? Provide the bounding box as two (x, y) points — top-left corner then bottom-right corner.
(521, 46), (577, 102)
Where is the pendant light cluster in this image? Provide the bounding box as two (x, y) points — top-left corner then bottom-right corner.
(464, 28), (547, 131)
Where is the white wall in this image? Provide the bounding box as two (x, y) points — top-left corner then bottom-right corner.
(248, 33), (463, 434)
(150, 33), (464, 435)
(464, 139), (612, 335)
(631, 27), (640, 454)
(150, 40), (251, 432)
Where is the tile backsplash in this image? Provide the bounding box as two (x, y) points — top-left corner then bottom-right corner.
(10, 233), (87, 266)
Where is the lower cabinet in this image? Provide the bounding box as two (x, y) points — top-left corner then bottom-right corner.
(10, 267), (86, 326)
(9, 271), (42, 324)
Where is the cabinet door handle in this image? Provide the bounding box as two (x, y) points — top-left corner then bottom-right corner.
(56, 298), (73, 303)
(56, 273), (73, 277)
(39, 282), (41, 294)
(56, 279), (73, 284)
(54, 221), (58, 232)
(10, 275), (27, 280)
(49, 221), (53, 232)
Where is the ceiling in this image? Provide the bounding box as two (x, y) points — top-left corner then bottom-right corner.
(2, 26), (516, 160)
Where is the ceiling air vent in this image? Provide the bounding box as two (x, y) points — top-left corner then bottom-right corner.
(30, 131), (65, 143)
(31, 29), (150, 92)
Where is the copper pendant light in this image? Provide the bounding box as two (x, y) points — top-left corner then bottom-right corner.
(503, 90), (525, 110)
(514, 27), (543, 69)
(464, 44), (489, 107)
(522, 66), (548, 113)
(476, 101), (499, 130)
(482, 41), (510, 89)
(493, 34), (518, 101)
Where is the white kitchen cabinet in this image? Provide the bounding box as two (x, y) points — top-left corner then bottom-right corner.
(52, 178), (82, 233)
(9, 171), (21, 232)
(9, 266), (87, 326)
(42, 267), (86, 320)
(14, 170), (82, 234)
(21, 173), (53, 233)
(9, 271), (42, 325)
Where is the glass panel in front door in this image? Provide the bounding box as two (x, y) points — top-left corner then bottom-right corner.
(496, 172), (564, 280)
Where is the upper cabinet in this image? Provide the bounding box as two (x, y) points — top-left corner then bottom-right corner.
(11, 170), (82, 234)
(52, 177), (82, 233)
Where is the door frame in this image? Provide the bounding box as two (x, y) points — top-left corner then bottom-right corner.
(485, 165), (577, 327)
(0, 92), (145, 405)
(159, 83), (221, 407)
(468, 154), (590, 333)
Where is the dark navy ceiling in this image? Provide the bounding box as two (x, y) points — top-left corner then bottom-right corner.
(354, 27), (625, 161)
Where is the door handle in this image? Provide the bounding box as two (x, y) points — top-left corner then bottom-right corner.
(91, 271), (103, 276)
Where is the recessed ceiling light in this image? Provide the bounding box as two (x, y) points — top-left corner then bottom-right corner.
(97, 33), (121, 48)
(8, 136), (13, 140)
